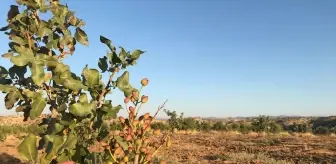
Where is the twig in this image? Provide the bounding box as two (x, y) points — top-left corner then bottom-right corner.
(97, 72), (115, 108)
(152, 99), (168, 122)
(135, 103), (142, 118)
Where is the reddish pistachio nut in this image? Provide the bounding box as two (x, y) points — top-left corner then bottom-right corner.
(126, 135), (132, 141)
(136, 129), (142, 135)
(144, 113), (150, 119)
(146, 154), (153, 161)
(140, 147), (147, 153)
(153, 129), (161, 135)
(128, 146), (134, 152)
(129, 113), (134, 120)
(143, 138), (150, 145)
(119, 133), (125, 137)
(141, 78), (149, 86)
(130, 96), (136, 102)
(153, 142), (160, 148)
(60, 161), (75, 164)
(132, 91), (139, 99)
(113, 67), (119, 73)
(141, 95), (148, 103)
(166, 139), (172, 147)
(133, 120), (139, 126)
(129, 106), (135, 113)
(145, 119), (151, 124)
(145, 126), (151, 132)
(124, 97), (130, 104)
(128, 127), (133, 135)
(99, 141), (108, 147)
(119, 116), (125, 123)
(114, 147), (122, 155)
(160, 160), (167, 164)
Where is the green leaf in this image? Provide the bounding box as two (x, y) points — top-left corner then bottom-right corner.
(79, 93), (88, 103)
(114, 136), (128, 151)
(99, 35), (111, 45)
(63, 78), (88, 91)
(98, 56), (108, 73)
(22, 89), (41, 98)
(0, 26), (9, 31)
(5, 90), (21, 109)
(0, 66), (9, 78)
(30, 97), (47, 119)
(17, 134), (37, 162)
(59, 133), (77, 151)
(119, 47), (128, 61)
(116, 71), (138, 97)
(0, 84), (17, 93)
(15, 105), (26, 112)
(11, 35), (27, 45)
(74, 28), (88, 46)
(100, 35), (114, 51)
(44, 135), (64, 160)
(40, 153), (52, 164)
(57, 153), (70, 163)
(36, 54), (58, 68)
(30, 63), (45, 86)
(131, 49), (145, 60)
(37, 27), (52, 38)
(69, 102), (92, 117)
(101, 101), (122, 119)
(51, 123), (64, 134)
(57, 103), (67, 112)
(82, 66), (100, 87)
(10, 47), (34, 66)
(111, 52), (122, 65)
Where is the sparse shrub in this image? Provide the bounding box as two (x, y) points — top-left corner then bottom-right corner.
(251, 115), (283, 133)
(212, 121), (227, 131)
(269, 121), (282, 133)
(151, 122), (170, 131)
(180, 118), (198, 130)
(197, 121), (212, 132)
(286, 123), (312, 133)
(314, 126), (330, 135)
(0, 133), (7, 142)
(239, 123), (252, 134)
(165, 110), (184, 130)
(0, 0), (169, 163)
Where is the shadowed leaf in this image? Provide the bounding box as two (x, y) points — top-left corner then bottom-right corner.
(74, 28), (88, 46)
(98, 56), (108, 73)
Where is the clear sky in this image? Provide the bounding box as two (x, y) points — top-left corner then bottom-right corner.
(0, 0), (335, 117)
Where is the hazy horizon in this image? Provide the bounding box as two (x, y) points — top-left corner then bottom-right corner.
(0, 0), (335, 118)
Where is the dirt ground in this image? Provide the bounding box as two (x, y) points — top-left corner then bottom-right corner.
(1, 132), (336, 164)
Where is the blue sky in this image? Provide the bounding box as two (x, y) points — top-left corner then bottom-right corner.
(0, 0), (335, 117)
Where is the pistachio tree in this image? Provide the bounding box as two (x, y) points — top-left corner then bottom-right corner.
(0, 0), (170, 163)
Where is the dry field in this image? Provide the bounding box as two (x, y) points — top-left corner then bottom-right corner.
(1, 116), (336, 164)
(1, 132), (336, 164)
